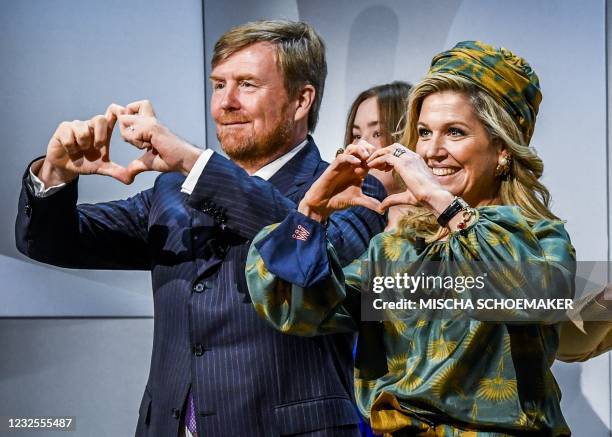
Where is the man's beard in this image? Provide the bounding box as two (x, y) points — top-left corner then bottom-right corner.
(217, 113), (295, 168)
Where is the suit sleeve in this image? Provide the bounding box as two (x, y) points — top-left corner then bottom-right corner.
(187, 152), (295, 239)
(15, 163), (152, 270)
(246, 211), (388, 378)
(246, 211), (363, 336)
(186, 151), (387, 266)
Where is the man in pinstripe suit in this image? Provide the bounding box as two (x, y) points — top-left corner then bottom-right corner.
(15, 20), (386, 436)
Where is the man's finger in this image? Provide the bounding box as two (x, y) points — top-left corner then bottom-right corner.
(58, 126), (79, 155)
(126, 152), (155, 177)
(48, 135), (63, 150)
(117, 117), (148, 150)
(118, 114), (137, 126)
(117, 114), (144, 141)
(98, 143), (110, 161)
(73, 120), (93, 151)
(89, 115), (108, 149)
(126, 138), (149, 150)
(105, 103), (127, 122)
(97, 161), (135, 185)
(126, 100), (155, 116)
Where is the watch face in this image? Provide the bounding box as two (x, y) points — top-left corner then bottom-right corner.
(456, 197), (469, 209)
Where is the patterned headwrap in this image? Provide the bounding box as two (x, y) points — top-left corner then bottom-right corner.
(429, 40), (542, 144)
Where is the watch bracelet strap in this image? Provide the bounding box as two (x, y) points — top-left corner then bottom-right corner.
(437, 196), (466, 227)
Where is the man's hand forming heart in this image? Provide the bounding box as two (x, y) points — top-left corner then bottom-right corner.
(37, 100), (204, 187)
(117, 100), (202, 178)
(38, 103), (137, 186)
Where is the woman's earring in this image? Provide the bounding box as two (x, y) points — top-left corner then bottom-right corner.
(495, 153), (512, 177)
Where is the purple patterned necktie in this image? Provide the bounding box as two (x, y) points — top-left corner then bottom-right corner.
(185, 390), (198, 436)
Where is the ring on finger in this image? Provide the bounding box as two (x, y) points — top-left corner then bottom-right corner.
(392, 147), (406, 158)
(335, 147), (345, 157)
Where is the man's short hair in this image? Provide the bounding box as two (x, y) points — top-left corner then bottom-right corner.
(212, 20), (327, 133)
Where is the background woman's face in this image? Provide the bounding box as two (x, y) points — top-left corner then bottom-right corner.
(415, 91), (502, 206)
(352, 96), (399, 194)
(352, 96), (385, 148)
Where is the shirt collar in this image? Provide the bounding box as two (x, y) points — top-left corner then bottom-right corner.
(252, 138), (309, 181)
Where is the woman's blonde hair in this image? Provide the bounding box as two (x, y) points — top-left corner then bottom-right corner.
(398, 73), (558, 241)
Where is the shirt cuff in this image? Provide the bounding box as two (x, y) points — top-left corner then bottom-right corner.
(181, 149), (214, 195)
(28, 162), (67, 198)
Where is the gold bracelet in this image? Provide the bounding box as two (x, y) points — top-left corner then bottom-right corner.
(456, 207), (476, 230)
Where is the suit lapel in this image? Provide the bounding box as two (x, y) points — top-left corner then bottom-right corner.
(267, 137), (322, 198)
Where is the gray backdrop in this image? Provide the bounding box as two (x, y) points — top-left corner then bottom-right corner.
(1, 0), (610, 435)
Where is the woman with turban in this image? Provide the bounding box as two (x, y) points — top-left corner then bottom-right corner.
(246, 41), (576, 436)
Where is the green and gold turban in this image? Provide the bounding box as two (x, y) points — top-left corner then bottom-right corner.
(429, 40), (542, 144)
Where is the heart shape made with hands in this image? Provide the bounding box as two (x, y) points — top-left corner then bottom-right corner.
(117, 100), (180, 179)
(47, 100), (174, 185)
(44, 104), (133, 185)
(301, 144), (384, 218)
(366, 143), (434, 209)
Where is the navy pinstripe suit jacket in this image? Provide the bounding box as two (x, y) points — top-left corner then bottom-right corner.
(15, 139), (386, 437)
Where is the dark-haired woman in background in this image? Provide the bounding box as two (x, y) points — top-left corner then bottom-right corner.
(344, 82), (411, 436)
(344, 81), (411, 231)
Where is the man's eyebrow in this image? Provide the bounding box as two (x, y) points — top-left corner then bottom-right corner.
(209, 74), (258, 81)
